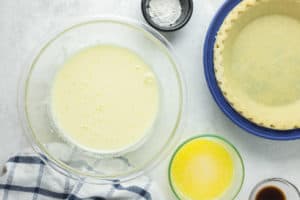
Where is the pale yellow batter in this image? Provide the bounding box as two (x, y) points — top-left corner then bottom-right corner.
(51, 45), (159, 153)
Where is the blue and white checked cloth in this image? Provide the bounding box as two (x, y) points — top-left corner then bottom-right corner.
(0, 151), (163, 200)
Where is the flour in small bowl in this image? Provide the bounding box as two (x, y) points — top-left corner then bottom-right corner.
(149, 0), (182, 27)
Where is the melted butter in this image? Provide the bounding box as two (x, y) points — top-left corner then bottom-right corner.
(170, 138), (234, 199)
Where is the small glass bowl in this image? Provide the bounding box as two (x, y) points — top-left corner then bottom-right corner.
(249, 178), (300, 200)
(141, 0), (193, 32)
(168, 135), (245, 200)
(19, 17), (186, 184)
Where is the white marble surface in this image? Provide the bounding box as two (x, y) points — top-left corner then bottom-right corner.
(1, 0), (300, 199)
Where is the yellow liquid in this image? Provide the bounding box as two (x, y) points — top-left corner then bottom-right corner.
(170, 138), (234, 200)
(51, 45), (159, 152)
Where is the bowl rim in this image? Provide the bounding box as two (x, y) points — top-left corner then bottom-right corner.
(168, 134), (245, 200)
(18, 16), (187, 184)
(203, 0), (300, 140)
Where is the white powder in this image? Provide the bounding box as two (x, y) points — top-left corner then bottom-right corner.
(149, 0), (182, 27)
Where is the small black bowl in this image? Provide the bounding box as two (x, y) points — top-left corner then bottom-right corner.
(141, 0), (193, 32)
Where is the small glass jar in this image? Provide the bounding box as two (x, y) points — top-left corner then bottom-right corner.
(249, 178), (300, 200)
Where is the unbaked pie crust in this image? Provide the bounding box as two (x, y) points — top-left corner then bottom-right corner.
(214, 0), (300, 130)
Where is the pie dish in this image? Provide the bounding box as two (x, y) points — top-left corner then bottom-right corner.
(214, 0), (300, 130)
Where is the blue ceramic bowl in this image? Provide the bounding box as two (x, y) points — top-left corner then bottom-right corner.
(203, 0), (300, 140)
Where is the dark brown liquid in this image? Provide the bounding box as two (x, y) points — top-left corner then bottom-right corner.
(255, 186), (286, 200)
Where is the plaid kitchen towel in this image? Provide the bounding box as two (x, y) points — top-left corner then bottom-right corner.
(0, 151), (163, 200)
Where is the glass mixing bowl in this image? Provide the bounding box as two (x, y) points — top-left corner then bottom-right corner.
(18, 18), (185, 183)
